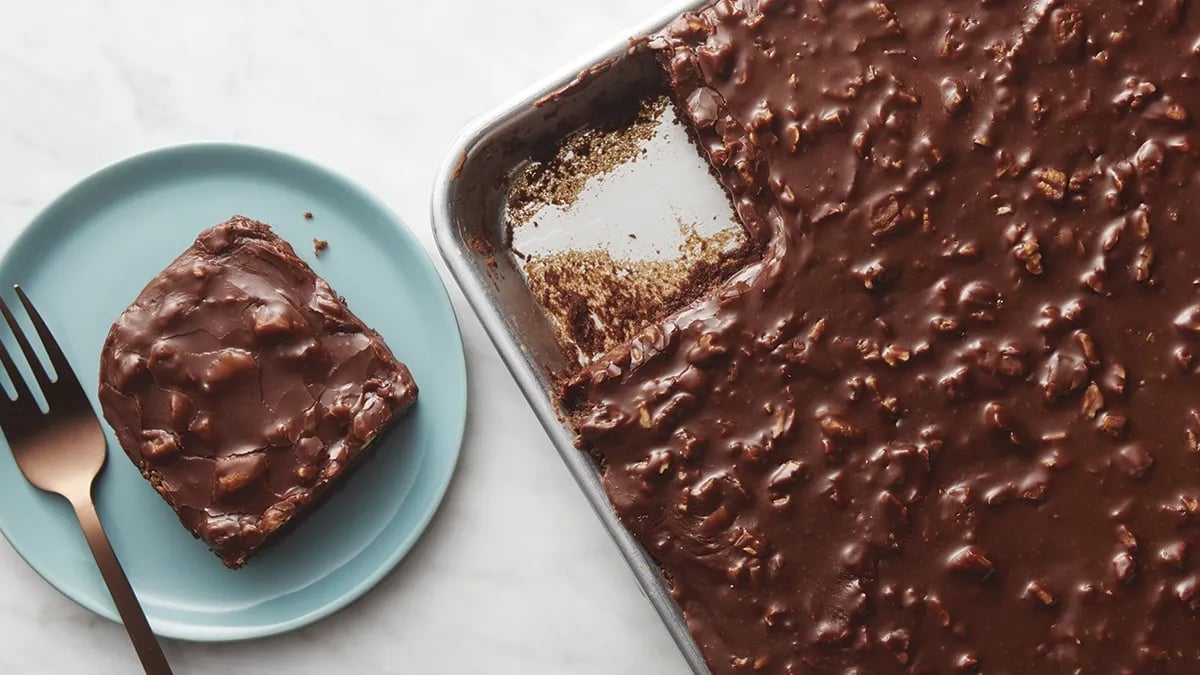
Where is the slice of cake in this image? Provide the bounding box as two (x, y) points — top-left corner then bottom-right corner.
(99, 216), (418, 568)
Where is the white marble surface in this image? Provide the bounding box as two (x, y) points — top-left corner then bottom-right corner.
(0, 1), (693, 672)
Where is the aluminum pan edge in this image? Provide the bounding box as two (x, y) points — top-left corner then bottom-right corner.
(431, 2), (711, 673)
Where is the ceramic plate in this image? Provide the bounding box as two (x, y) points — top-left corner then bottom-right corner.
(0, 143), (465, 641)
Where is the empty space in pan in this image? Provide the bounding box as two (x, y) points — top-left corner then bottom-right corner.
(502, 91), (749, 368)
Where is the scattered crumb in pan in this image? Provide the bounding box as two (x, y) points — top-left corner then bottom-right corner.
(452, 151), (468, 180)
(533, 56), (621, 108)
(303, 211), (314, 220)
(313, 238), (328, 255)
(467, 235), (500, 270)
(507, 97), (667, 229)
(468, 235), (494, 257)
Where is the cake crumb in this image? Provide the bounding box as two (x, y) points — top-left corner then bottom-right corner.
(468, 235), (494, 257)
(313, 238), (328, 255)
(452, 151), (468, 180)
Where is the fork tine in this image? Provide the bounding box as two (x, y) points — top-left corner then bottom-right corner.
(0, 295), (52, 393)
(13, 285), (77, 390)
(0, 328), (35, 404)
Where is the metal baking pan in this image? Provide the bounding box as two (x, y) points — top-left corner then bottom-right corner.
(432, 3), (722, 672)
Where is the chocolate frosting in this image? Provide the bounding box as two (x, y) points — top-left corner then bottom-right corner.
(567, 1), (1200, 672)
(99, 217), (417, 568)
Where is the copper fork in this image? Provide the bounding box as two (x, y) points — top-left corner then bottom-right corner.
(0, 286), (172, 675)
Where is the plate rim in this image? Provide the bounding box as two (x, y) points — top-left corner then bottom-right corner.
(0, 141), (468, 642)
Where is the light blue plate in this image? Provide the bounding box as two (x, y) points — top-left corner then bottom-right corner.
(0, 143), (466, 641)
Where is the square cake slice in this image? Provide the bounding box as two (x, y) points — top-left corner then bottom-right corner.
(99, 216), (418, 568)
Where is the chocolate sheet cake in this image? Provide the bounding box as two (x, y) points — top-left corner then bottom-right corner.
(99, 217), (418, 568)
(565, 1), (1200, 672)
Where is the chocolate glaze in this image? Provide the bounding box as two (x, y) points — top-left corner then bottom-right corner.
(99, 217), (417, 568)
(566, 1), (1200, 672)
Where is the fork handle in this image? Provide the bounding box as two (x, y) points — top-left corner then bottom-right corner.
(71, 497), (174, 675)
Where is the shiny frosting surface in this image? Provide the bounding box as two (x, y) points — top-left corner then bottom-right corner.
(567, 1), (1200, 672)
(100, 217), (417, 568)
